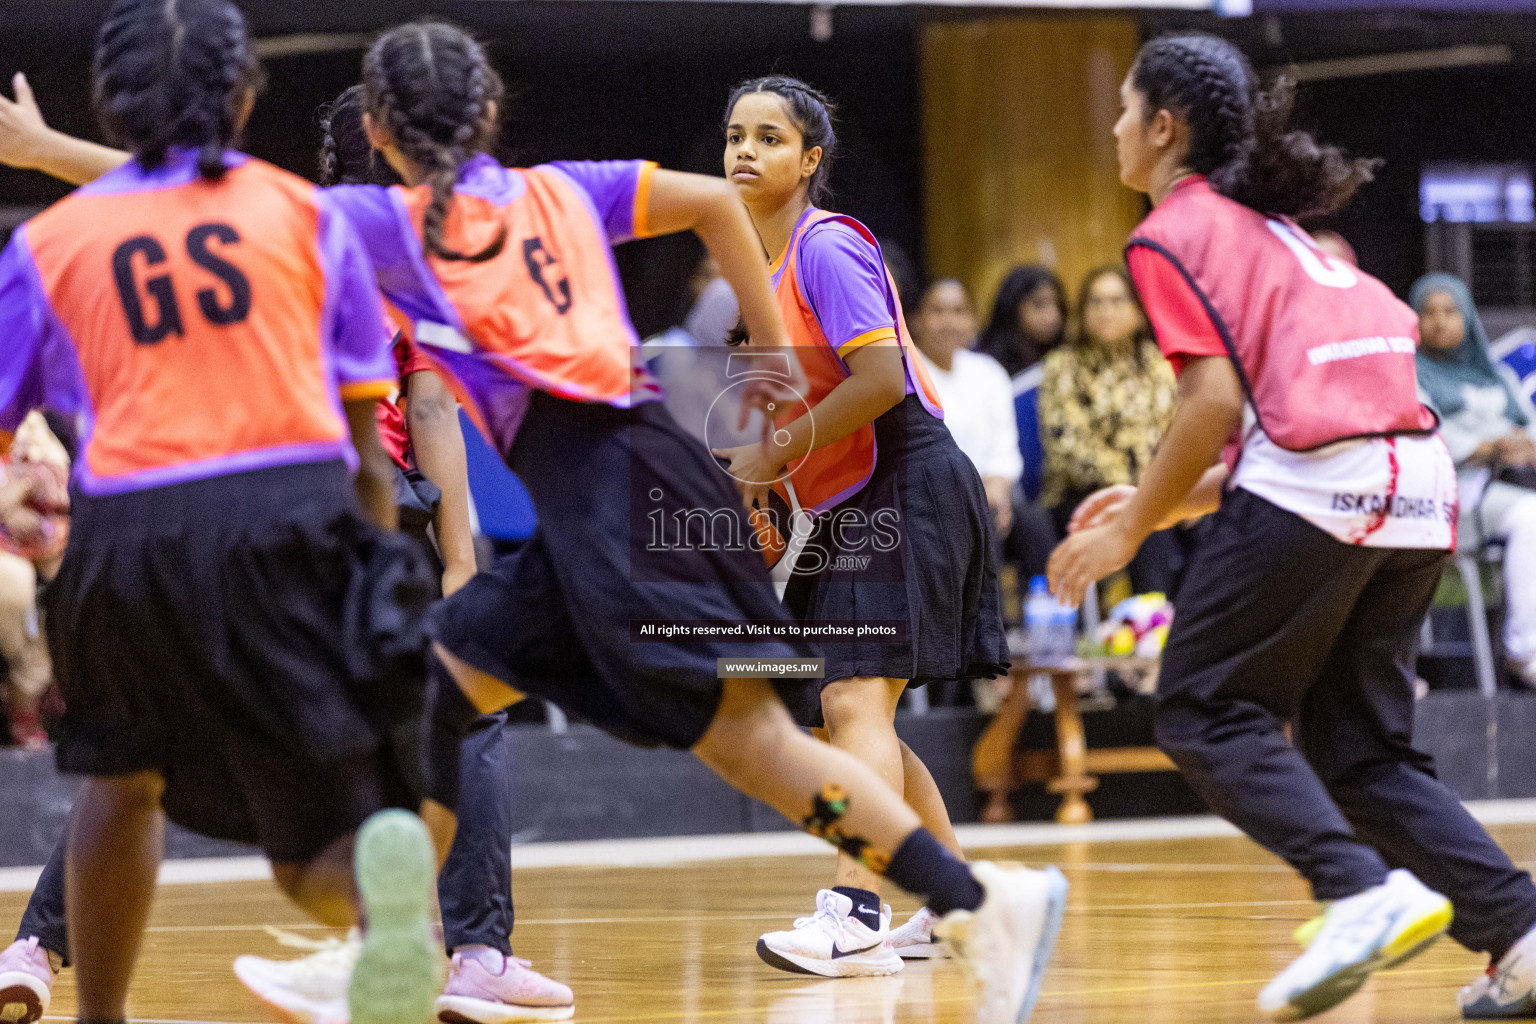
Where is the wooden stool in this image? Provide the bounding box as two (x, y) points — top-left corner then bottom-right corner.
(973, 656), (1174, 824)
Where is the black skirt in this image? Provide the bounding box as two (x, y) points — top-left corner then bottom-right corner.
(783, 394), (1010, 715)
(46, 461), (432, 860)
(431, 392), (819, 749)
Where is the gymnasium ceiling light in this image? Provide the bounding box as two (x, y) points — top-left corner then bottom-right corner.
(1282, 44), (1515, 82)
(253, 33), (375, 59)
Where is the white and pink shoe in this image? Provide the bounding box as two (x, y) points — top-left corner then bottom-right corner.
(0, 937), (56, 1024)
(890, 907), (949, 960)
(434, 947), (574, 1023)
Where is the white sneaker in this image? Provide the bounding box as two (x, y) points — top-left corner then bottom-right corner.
(757, 890), (905, 978)
(890, 907), (949, 960)
(1258, 869), (1452, 1021)
(234, 928), (359, 1024)
(1460, 921), (1536, 1019)
(933, 862), (1069, 1024)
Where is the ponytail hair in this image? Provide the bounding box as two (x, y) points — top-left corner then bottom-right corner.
(93, 0), (263, 180)
(318, 85), (401, 187)
(363, 21), (507, 263)
(1131, 34), (1378, 222)
(723, 76), (838, 207)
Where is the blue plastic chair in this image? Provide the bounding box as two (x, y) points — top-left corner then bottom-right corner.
(1494, 328), (1536, 401)
(1013, 364), (1046, 503)
(459, 409), (537, 542)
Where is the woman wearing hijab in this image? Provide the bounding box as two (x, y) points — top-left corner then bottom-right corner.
(1413, 272), (1536, 688)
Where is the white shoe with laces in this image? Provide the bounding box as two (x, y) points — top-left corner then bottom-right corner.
(233, 927), (359, 1024)
(933, 862), (1069, 1024)
(890, 907), (949, 960)
(1257, 869), (1452, 1021)
(756, 890), (904, 978)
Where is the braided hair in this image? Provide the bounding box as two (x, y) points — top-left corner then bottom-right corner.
(93, 0), (263, 180)
(363, 22), (506, 263)
(1132, 34), (1378, 222)
(723, 76), (838, 207)
(318, 85), (401, 187)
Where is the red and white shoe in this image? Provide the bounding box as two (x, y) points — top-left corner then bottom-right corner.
(0, 937), (56, 1024)
(434, 948), (574, 1023)
(890, 907), (949, 960)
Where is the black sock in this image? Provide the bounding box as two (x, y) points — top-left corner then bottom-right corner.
(832, 886), (883, 931)
(884, 829), (984, 916)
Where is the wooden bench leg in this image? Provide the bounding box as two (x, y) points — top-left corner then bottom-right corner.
(972, 670), (1032, 823)
(1046, 670), (1098, 825)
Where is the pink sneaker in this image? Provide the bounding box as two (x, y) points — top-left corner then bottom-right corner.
(434, 949), (573, 1023)
(0, 937), (55, 1024)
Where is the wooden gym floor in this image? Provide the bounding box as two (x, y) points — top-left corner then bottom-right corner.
(9, 820), (1536, 1024)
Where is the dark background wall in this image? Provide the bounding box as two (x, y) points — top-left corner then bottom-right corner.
(1304, 63), (1536, 298)
(0, 3), (924, 337)
(1, 3), (1534, 317)
(1148, 9), (1536, 297)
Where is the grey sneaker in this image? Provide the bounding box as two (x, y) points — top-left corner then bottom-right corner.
(1462, 923), (1536, 1019)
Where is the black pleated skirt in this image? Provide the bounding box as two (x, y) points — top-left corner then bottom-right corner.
(783, 395), (1010, 724)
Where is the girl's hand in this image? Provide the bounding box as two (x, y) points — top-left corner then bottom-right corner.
(736, 373), (802, 437)
(983, 477), (1014, 537)
(1470, 439), (1505, 466)
(732, 343), (808, 435)
(1069, 484), (1137, 533)
(1047, 521), (1140, 609)
(712, 441), (789, 513)
(1499, 433), (1536, 467)
(0, 74), (52, 171)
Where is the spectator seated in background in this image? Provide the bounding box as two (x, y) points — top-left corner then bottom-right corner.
(975, 265), (1067, 509)
(0, 411), (70, 749)
(641, 252), (742, 442)
(912, 279), (1056, 580)
(1413, 272), (1536, 688)
(1040, 265), (1183, 597)
(975, 265), (1067, 378)
(912, 280), (1020, 530)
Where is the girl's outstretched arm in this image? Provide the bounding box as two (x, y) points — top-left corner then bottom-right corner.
(1068, 463), (1229, 535)
(643, 169), (787, 351)
(0, 74), (127, 185)
(1048, 355), (1243, 607)
(644, 169), (805, 509)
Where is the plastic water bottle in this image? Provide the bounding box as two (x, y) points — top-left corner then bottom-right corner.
(1024, 575), (1076, 664)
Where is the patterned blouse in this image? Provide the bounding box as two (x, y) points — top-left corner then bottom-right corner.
(1038, 338), (1178, 509)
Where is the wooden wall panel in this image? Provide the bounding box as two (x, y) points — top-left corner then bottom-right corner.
(921, 15), (1146, 314)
